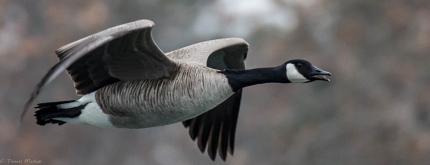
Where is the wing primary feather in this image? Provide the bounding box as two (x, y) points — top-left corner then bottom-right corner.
(219, 108), (231, 160)
(197, 115), (213, 152)
(188, 117), (201, 140)
(228, 91), (242, 154)
(208, 117), (221, 161)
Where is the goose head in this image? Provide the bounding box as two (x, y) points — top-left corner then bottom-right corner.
(284, 59), (331, 83)
(221, 59), (331, 91)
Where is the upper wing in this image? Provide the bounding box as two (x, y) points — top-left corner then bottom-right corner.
(167, 38), (248, 161)
(21, 19), (177, 121)
(167, 38), (248, 67)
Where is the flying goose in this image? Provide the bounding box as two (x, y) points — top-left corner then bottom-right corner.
(22, 19), (331, 161)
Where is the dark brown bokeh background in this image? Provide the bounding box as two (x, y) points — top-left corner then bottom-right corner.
(1, 0), (430, 164)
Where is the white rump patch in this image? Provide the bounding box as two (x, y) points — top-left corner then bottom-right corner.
(286, 63), (308, 83)
(77, 92), (114, 128)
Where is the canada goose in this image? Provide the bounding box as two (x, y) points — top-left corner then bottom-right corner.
(21, 19), (331, 161)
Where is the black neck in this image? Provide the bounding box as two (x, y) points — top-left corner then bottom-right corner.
(221, 65), (289, 91)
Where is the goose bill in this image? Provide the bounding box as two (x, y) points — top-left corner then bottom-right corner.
(311, 74), (331, 82)
(310, 67), (331, 82)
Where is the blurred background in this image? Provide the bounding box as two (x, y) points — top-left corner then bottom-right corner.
(1, 0), (430, 164)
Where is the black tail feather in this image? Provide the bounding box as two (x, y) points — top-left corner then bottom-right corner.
(34, 100), (84, 126)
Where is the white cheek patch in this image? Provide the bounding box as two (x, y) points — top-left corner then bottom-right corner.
(286, 63), (308, 83)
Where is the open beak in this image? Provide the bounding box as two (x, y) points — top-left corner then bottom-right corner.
(310, 66), (332, 82)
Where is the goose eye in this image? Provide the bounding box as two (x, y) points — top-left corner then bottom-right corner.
(296, 63), (302, 68)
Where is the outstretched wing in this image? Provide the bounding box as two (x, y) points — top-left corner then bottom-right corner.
(21, 19), (177, 121)
(167, 38), (248, 161)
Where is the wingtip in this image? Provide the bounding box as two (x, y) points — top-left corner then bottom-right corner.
(208, 151), (217, 161)
(219, 152), (227, 161)
(228, 139), (235, 155)
(19, 101), (32, 124)
(20, 89), (39, 124)
(197, 139), (207, 153)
